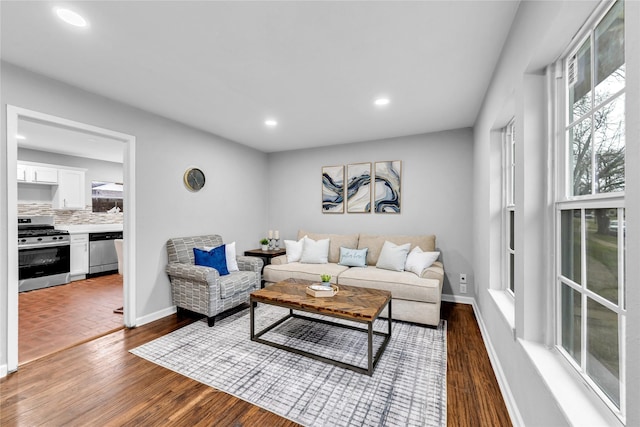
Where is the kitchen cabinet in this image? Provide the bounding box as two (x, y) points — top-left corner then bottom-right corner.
(52, 168), (86, 210)
(70, 233), (89, 280)
(17, 162), (58, 184)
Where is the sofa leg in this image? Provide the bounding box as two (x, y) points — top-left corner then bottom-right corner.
(207, 316), (216, 327)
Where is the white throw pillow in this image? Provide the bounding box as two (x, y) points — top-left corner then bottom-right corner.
(300, 236), (330, 264)
(284, 236), (305, 263)
(204, 242), (239, 272)
(404, 246), (440, 276)
(376, 241), (411, 272)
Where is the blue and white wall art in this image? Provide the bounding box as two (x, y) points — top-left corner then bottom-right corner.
(347, 162), (371, 213)
(374, 160), (402, 213)
(322, 165), (344, 213)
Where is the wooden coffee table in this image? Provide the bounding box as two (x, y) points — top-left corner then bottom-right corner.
(250, 278), (392, 376)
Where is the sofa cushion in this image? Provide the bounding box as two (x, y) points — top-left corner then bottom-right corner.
(300, 236), (330, 264)
(263, 262), (349, 284)
(204, 242), (238, 272)
(405, 246), (440, 276)
(193, 246), (229, 275)
(358, 234), (436, 265)
(338, 247), (368, 267)
(338, 266), (441, 304)
(284, 237), (305, 262)
(375, 241), (410, 271)
(297, 230), (359, 263)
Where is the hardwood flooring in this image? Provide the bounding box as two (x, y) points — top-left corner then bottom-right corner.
(1, 301), (511, 426)
(18, 274), (123, 364)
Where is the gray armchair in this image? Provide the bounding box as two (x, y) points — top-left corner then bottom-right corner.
(166, 235), (263, 326)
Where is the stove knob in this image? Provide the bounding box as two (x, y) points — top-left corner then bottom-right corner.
(37, 237), (43, 241)
(52, 236), (58, 240)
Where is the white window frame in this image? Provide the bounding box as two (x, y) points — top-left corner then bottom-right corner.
(503, 119), (515, 296)
(555, 0), (626, 420)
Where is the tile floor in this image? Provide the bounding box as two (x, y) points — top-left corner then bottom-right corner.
(18, 274), (124, 365)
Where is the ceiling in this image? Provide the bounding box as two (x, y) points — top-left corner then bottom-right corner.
(1, 1), (521, 153)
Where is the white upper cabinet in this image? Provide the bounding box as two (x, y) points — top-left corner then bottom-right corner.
(17, 162), (58, 184)
(52, 168), (86, 210)
(17, 161), (87, 209)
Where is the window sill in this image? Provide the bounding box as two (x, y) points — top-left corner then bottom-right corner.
(488, 289), (515, 336)
(519, 340), (623, 427)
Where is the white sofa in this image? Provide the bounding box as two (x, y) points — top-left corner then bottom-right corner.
(263, 230), (444, 327)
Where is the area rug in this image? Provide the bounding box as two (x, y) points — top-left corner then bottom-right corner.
(130, 305), (447, 426)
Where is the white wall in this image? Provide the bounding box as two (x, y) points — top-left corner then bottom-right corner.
(268, 128), (474, 297)
(0, 62), (268, 370)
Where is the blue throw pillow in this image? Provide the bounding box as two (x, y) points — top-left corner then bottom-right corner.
(194, 245), (229, 275)
(338, 247), (368, 267)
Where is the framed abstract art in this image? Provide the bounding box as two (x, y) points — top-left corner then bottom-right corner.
(322, 165), (344, 213)
(374, 160), (401, 213)
(346, 162), (371, 213)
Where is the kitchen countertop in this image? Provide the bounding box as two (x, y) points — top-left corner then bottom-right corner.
(55, 224), (123, 234)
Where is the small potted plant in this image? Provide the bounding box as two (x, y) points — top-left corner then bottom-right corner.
(260, 238), (269, 251)
(320, 274), (331, 286)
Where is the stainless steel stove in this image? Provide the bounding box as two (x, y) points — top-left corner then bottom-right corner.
(18, 216), (70, 292)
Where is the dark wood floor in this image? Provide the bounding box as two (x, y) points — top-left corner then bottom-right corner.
(18, 274), (123, 364)
(0, 301), (511, 426)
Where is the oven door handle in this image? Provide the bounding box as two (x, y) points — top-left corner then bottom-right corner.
(19, 241), (70, 250)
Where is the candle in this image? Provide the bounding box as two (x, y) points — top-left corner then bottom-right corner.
(274, 230), (279, 239)
(268, 230), (273, 239)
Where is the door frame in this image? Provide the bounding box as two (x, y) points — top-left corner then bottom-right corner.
(4, 105), (137, 373)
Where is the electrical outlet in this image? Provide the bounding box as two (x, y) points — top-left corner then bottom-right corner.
(459, 273), (467, 284)
(460, 283), (467, 294)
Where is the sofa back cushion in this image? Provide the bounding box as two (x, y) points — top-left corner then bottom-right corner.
(297, 230), (359, 263)
(167, 234), (224, 264)
(358, 233), (436, 265)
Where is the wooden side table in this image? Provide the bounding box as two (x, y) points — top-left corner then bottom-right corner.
(244, 248), (286, 287)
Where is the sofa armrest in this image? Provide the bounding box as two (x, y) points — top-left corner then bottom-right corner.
(270, 254), (288, 265)
(166, 262), (220, 283)
(236, 256), (263, 273)
(421, 261), (444, 283)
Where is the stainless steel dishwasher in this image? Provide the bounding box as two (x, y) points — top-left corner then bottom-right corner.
(88, 231), (123, 276)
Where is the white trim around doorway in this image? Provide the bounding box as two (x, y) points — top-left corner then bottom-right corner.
(4, 105), (137, 374)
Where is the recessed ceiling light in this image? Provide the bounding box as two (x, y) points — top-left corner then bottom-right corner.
(374, 98), (390, 106)
(55, 8), (88, 28)
(16, 134), (26, 140)
(265, 119), (278, 127)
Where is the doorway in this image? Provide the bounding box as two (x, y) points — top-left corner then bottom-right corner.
(5, 106), (137, 373)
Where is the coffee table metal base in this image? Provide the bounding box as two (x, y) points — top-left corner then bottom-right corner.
(250, 301), (392, 376)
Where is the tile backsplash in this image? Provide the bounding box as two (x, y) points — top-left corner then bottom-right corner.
(18, 203), (123, 225)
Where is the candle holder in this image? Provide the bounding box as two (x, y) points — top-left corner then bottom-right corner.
(268, 238), (279, 250)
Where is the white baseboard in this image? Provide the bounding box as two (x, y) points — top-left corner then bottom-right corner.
(0, 363), (7, 378)
(470, 299), (524, 427)
(441, 293), (475, 305)
(135, 306), (177, 327)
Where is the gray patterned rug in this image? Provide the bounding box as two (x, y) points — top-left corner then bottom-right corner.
(131, 305), (446, 426)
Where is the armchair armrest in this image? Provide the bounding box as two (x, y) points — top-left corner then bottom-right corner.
(236, 256), (263, 273)
(421, 261), (444, 283)
(270, 254), (288, 265)
(166, 262), (220, 283)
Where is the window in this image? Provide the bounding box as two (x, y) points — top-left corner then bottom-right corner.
(503, 119), (515, 294)
(557, 0), (625, 418)
(92, 181), (124, 213)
